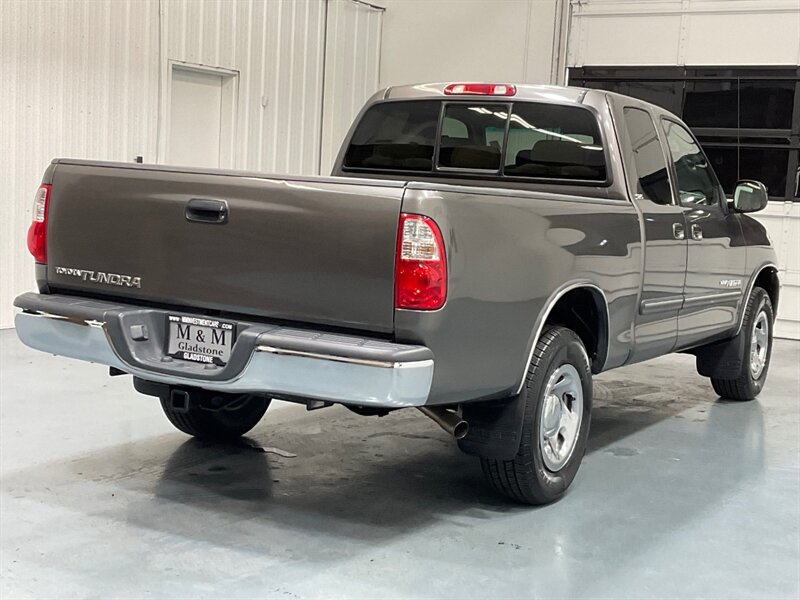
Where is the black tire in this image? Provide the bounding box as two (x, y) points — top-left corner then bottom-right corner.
(710, 287), (774, 401)
(160, 393), (270, 440)
(480, 326), (592, 505)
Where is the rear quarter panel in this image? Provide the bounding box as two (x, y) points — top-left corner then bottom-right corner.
(397, 185), (642, 404)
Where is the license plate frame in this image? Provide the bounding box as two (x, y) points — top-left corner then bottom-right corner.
(165, 314), (236, 366)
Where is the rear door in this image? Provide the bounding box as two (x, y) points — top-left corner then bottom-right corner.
(660, 118), (748, 347)
(46, 162), (404, 332)
(617, 104), (688, 362)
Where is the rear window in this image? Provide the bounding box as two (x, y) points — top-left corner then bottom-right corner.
(343, 100), (607, 182)
(504, 103), (606, 181)
(343, 101), (439, 172)
(438, 103), (507, 171)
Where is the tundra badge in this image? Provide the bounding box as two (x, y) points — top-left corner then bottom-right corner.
(54, 266), (142, 288)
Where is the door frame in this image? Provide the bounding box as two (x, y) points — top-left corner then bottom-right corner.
(157, 60), (240, 168)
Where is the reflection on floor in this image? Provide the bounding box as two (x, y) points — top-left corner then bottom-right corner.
(1, 330), (798, 599)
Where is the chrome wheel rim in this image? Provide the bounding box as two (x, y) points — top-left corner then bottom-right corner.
(539, 364), (583, 472)
(750, 310), (770, 379)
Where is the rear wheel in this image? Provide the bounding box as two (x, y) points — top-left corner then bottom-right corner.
(710, 287), (774, 401)
(480, 326), (592, 505)
(160, 392), (270, 440)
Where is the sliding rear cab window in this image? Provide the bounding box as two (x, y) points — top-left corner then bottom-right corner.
(438, 104), (508, 171)
(343, 99), (607, 183)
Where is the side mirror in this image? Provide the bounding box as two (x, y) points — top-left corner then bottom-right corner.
(732, 180), (768, 213)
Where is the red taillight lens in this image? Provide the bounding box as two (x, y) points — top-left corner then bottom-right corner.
(443, 83), (516, 96)
(395, 213), (447, 310)
(26, 184), (51, 264)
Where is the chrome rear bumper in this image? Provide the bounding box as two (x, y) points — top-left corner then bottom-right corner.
(14, 293), (434, 408)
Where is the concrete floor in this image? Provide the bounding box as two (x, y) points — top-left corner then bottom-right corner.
(1, 329), (798, 600)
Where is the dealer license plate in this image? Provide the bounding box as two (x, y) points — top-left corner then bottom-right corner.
(166, 314), (235, 365)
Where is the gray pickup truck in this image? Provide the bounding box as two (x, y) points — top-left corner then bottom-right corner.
(15, 83), (779, 505)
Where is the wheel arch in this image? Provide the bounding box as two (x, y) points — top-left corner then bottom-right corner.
(754, 265), (780, 314)
(515, 282), (610, 395)
(737, 264), (780, 335)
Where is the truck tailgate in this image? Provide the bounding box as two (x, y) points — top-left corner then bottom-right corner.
(46, 161), (404, 332)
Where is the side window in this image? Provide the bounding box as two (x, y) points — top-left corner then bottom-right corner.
(622, 107), (672, 205)
(661, 119), (720, 207)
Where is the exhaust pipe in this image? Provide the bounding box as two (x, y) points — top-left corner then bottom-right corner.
(418, 406), (469, 440)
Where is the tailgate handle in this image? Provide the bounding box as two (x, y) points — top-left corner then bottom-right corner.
(185, 198), (228, 224)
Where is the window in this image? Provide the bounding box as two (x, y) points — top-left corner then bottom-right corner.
(343, 99), (607, 183)
(795, 158), (800, 199)
(503, 103), (606, 181)
(683, 79), (796, 130)
(662, 119), (719, 207)
(437, 104), (507, 171)
(622, 108), (671, 205)
(683, 79), (738, 129)
(703, 147), (791, 198)
(343, 101), (439, 172)
(441, 116), (468, 139)
(569, 66), (800, 201)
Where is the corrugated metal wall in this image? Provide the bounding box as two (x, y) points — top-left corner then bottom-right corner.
(1, 0), (380, 329)
(320, 0), (383, 174)
(0, 0), (161, 329)
(159, 0), (327, 175)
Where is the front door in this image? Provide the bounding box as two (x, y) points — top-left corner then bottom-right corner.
(660, 118), (748, 349)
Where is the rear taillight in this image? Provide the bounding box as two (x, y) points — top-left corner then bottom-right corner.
(395, 213), (447, 310)
(26, 184), (51, 264)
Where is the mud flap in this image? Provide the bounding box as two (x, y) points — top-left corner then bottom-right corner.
(457, 394), (526, 461)
(694, 333), (745, 379)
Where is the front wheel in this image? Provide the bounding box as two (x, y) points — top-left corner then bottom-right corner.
(710, 287), (774, 401)
(480, 326), (592, 505)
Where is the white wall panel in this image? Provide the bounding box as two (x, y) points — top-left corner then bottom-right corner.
(0, 0), (160, 329)
(378, 0), (564, 88)
(683, 6), (800, 65)
(320, 0), (383, 175)
(568, 0), (800, 67)
(572, 9), (683, 65)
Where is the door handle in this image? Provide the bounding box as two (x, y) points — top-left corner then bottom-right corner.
(672, 222), (685, 240)
(691, 224), (703, 240)
(185, 198), (228, 224)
